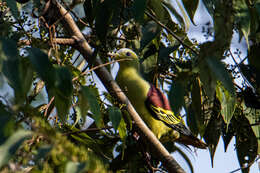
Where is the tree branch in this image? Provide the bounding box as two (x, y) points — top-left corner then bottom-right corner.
(50, 1), (185, 172)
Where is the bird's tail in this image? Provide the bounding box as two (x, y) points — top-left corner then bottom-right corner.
(176, 135), (207, 149)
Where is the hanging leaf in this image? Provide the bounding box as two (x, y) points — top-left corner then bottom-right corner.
(118, 118), (127, 140)
(0, 103), (14, 145)
(140, 21), (161, 51)
(198, 60), (217, 100)
(216, 82), (236, 126)
(169, 80), (185, 114)
(234, 114), (258, 173)
(203, 99), (222, 167)
(83, 0), (100, 26)
(3, 0), (19, 20)
(132, 0), (147, 23)
(95, 0), (119, 42)
(19, 58), (34, 100)
(0, 38), (33, 104)
(162, 0), (185, 28)
(243, 105), (260, 154)
(80, 86), (102, 127)
(108, 107), (122, 131)
(182, 0), (199, 25)
(206, 57), (235, 96)
(233, 0), (251, 45)
(175, 0), (191, 31)
(0, 130), (32, 168)
(221, 119), (235, 152)
(158, 44), (180, 61)
(147, 0), (165, 22)
(52, 67), (73, 122)
(189, 77), (205, 135)
(27, 47), (56, 86)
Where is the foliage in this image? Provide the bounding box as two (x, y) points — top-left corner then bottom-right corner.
(0, 0), (259, 172)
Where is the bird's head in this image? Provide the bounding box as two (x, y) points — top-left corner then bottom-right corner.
(109, 48), (139, 69)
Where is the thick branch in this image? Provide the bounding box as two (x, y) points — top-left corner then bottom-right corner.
(51, 1), (185, 172)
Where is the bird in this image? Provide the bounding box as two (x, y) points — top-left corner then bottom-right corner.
(110, 48), (207, 149)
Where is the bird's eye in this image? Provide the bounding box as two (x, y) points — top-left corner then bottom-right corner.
(126, 52), (131, 56)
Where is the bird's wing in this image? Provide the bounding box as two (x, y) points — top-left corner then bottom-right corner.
(145, 85), (192, 136)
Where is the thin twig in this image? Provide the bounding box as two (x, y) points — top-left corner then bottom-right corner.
(145, 10), (198, 55)
(229, 155), (260, 173)
(72, 58), (133, 81)
(44, 96), (55, 117)
(63, 126), (114, 136)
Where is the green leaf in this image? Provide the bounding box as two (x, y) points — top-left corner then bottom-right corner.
(206, 57), (235, 96)
(198, 60), (217, 100)
(80, 86), (102, 127)
(244, 107), (260, 154)
(234, 114), (258, 173)
(83, 0), (98, 26)
(0, 38), (18, 61)
(27, 48), (56, 86)
(0, 38), (32, 104)
(216, 82), (236, 125)
(140, 21), (161, 51)
(162, 1), (185, 28)
(65, 161), (86, 173)
(108, 107), (122, 131)
(169, 80), (185, 114)
(0, 103), (14, 145)
(203, 100), (222, 167)
(182, 0), (199, 25)
(20, 58), (34, 100)
(95, 0), (118, 42)
(4, 0), (19, 19)
(55, 67), (73, 97)
(52, 67), (73, 122)
(0, 130), (32, 168)
(189, 77), (205, 135)
(73, 106), (83, 127)
(175, 0), (191, 30)
(221, 120), (235, 152)
(133, 0), (147, 23)
(118, 118), (127, 140)
(147, 0), (165, 21)
(158, 45), (179, 60)
(233, 0), (251, 45)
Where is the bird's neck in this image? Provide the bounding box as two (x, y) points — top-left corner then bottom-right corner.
(116, 65), (150, 100)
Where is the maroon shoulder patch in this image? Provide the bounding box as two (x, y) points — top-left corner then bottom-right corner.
(146, 85), (171, 110)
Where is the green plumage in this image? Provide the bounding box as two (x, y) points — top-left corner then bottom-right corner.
(112, 48), (207, 148)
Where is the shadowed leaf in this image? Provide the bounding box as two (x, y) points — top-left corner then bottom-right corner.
(27, 48), (56, 86)
(140, 21), (161, 51)
(182, 0), (199, 25)
(133, 0), (146, 23)
(108, 107), (122, 131)
(80, 86), (102, 127)
(203, 99), (222, 167)
(206, 57), (235, 96)
(169, 80), (185, 114)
